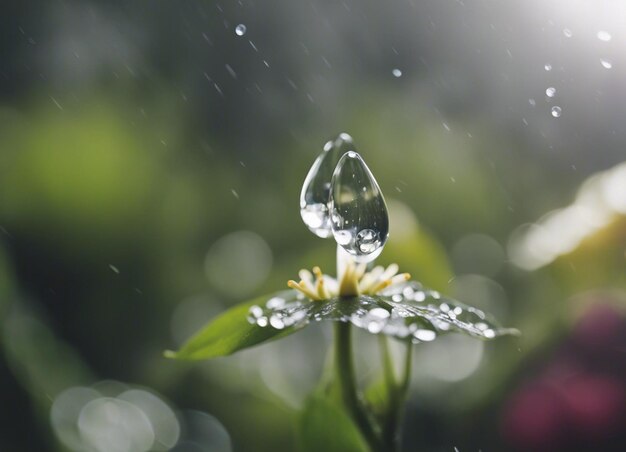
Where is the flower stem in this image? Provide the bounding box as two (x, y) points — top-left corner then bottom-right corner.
(334, 321), (380, 449)
(376, 338), (414, 452)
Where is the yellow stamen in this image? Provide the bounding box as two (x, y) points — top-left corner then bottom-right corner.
(370, 279), (392, 294)
(288, 280), (320, 300)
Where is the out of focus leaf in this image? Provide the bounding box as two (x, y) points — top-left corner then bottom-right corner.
(165, 291), (301, 360)
(380, 200), (453, 293)
(298, 394), (369, 452)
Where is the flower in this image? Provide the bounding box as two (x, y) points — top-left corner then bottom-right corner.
(287, 262), (410, 300)
(166, 133), (517, 362)
(246, 260), (518, 343)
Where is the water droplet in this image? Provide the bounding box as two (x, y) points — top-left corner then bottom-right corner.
(551, 106), (562, 118)
(235, 24), (247, 36)
(597, 30), (611, 42)
(414, 329), (437, 342)
(330, 152), (389, 262)
(300, 134), (353, 238)
(563, 28), (573, 38)
(528, 98), (536, 107)
(544, 63), (552, 71)
(392, 68), (402, 77)
(546, 87), (556, 97)
(601, 58), (613, 69)
(364, 307), (390, 333)
(269, 314), (285, 329)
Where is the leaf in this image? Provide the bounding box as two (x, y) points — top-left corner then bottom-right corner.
(250, 282), (519, 344)
(374, 281), (520, 341)
(298, 395), (370, 452)
(165, 291), (303, 360)
(380, 201), (453, 293)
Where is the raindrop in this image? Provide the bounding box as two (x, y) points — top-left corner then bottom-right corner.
(551, 106), (562, 118)
(329, 151), (389, 262)
(545, 87), (556, 97)
(235, 24), (247, 36)
(392, 68), (402, 78)
(414, 329), (437, 342)
(597, 30), (611, 42)
(544, 63), (552, 71)
(601, 58), (613, 69)
(563, 28), (573, 38)
(300, 133), (353, 238)
(528, 98), (536, 106)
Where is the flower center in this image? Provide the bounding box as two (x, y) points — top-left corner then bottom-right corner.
(287, 262), (410, 300)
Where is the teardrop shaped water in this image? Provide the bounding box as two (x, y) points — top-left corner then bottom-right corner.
(300, 133), (354, 238)
(329, 151), (389, 262)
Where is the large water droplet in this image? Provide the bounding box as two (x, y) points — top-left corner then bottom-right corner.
(300, 133), (353, 238)
(330, 151), (389, 262)
(551, 106), (562, 118)
(546, 87), (556, 98)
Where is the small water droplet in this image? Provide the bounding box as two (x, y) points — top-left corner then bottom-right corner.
(597, 30), (611, 42)
(414, 292), (426, 302)
(266, 297), (285, 309)
(601, 58), (613, 69)
(300, 133), (353, 238)
(415, 329), (437, 342)
(528, 98), (536, 106)
(563, 28), (573, 38)
(483, 329), (496, 338)
(544, 63), (552, 71)
(235, 24), (247, 36)
(551, 106), (562, 118)
(546, 87), (556, 97)
(364, 307), (390, 333)
(330, 152), (389, 262)
(270, 314), (285, 329)
(392, 68), (402, 77)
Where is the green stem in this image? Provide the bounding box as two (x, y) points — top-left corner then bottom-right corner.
(380, 340), (413, 452)
(379, 335), (397, 397)
(334, 321), (380, 450)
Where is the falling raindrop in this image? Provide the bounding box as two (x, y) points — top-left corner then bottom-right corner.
(601, 58), (613, 69)
(544, 64), (552, 71)
(597, 30), (611, 42)
(528, 98), (536, 107)
(563, 28), (573, 38)
(551, 106), (562, 118)
(545, 87), (556, 98)
(329, 151), (389, 262)
(392, 68), (402, 78)
(235, 24), (247, 36)
(300, 133), (353, 238)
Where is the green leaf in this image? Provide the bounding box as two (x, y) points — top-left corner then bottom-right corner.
(165, 291), (302, 360)
(245, 283), (518, 344)
(380, 203), (453, 293)
(298, 395), (370, 452)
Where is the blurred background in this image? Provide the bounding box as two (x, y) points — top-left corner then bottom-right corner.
(2, 0), (626, 451)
